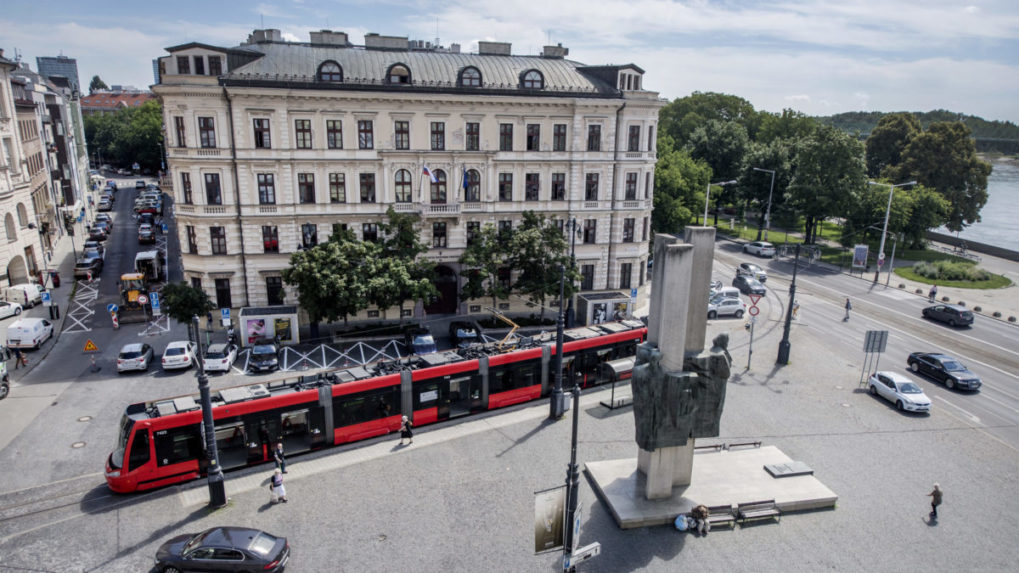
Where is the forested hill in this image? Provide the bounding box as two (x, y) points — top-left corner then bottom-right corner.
(817, 110), (1019, 153)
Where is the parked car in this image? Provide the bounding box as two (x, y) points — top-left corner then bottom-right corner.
(907, 352), (982, 391)
(97, 198), (113, 212)
(3, 283), (44, 307)
(743, 241), (776, 257)
(162, 341), (197, 370)
(82, 247), (104, 263)
(135, 179), (146, 189)
(83, 241), (106, 257)
(710, 284), (741, 300)
(117, 343), (154, 373)
(73, 257), (104, 279)
(100, 191), (115, 203)
(154, 527), (290, 573)
(404, 326), (437, 355)
(135, 199), (161, 215)
(868, 371), (931, 413)
(248, 340), (280, 372)
(94, 213), (113, 224)
(204, 343), (239, 373)
(88, 227), (108, 242)
(732, 275), (766, 296)
(0, 300), (23, 320)
(137, 212), (156, 228)
(707, 295), (746, 319)
(922, 304), (974, 327)
(737, 262), (767, 282)
(138, 224), (155, 244)
(93, 220), (112, 234)
(6, 317), (54, 349)
(449, 321), (481, 348)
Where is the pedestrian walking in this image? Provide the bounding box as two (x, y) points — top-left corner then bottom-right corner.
(928, 284), (938, 303)
(269, 469), (287, 503)
(399, 415), (414, 445)
(273, 442), (287, 473)
(928, 483), (943, 519)
(13, 348), (26, 369)
(843, 298), (852, 321)
(792, 300), (800, 319)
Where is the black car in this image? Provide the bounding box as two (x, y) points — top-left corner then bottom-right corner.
(908, 352), (982, 391)
(155, 526), (290, 573)
(404, 326), (437, 355)
(87, 227), (108, 242)
(73, 257), (104, 279)
(248, 340), (280, 372)
(732, 274), (766, 296)
(449, 320), (481, 348)
(922, 304), (974, 327)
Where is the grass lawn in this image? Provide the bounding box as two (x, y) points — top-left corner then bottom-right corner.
(894, 266), (1012, 289)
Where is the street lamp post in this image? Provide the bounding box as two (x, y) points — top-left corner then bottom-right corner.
(868, 180), (917, 283)
(550, 265), (567, 420)
(564, 218), (578, 328)
(703, 180), (738, 225)
(752, 167), (776, 241)
(192, 315), (228, 508)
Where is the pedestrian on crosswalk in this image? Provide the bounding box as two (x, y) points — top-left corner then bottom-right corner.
(843, 298), (852, 321)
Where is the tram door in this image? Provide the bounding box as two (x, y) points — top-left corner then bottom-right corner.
(438, 374), (480, 421)
(280, 408), (326, 454)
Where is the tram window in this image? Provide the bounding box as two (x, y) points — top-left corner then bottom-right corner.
(491, 360), (538, 393)
(154, 425), (202, 467)
(281, 410), (309, 437)
(414, 382), (440, 409)
(334, 388), (399, 427)
(214, 422), (246, 448)
(127, 429), (150, 470)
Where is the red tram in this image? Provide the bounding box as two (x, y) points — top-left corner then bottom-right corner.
(105, 320), (646, 493)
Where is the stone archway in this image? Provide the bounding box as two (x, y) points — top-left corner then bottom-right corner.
(424, 265), (458, 315)
(6, 255), (29, 286)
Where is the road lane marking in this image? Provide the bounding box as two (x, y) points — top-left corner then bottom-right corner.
(934, 395), (980, 424)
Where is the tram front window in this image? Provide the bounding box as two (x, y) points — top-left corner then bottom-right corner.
(110, 415), (134, 470)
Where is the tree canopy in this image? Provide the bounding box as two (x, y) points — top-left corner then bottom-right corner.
(158, 281), (214, 326)
(83, 100), (163, 171)
(88, 75), (108, 94)
(509, 212), (577, 321)
(788, 125), (867, 244)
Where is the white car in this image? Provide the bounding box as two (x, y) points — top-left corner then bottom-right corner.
(117, 343), (154, 373)
(737, 262), (768, 282)
(0, 300), (23, 320)
(203, 343), (238, 372)
(868, 371), (931, 413)
(743, 241), (776, 258)
(161, 341), (197, 370)
(707, 296), (746, 319)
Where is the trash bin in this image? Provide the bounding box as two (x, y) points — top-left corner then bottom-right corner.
(49, 271), (61, 288)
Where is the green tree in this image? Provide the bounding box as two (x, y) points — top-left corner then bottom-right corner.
(509, 212), (577, 321)
(88, 75), (108, 94)
(651, 136), (710, 233)
(659, 92), (761, 146)
(459, 224), (510, 309)
(282, 235), (373, 336)
(788, 125), (867, 244)
(687, 119), (750, 182)
(899, 185), (951, 248)
(83, 100), (163, 171)
(379, 207), (437, 318)
(738, 140), (793, 239)
(865, 112), (921, 178)
(158, 282), (213, 326)
(756, 109), (818, 145)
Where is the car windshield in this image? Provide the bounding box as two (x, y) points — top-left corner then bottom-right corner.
(413, 335), (435, 345)
(454, 327), (477, 338)
(942, 361), (964, 371)
(249, 532), (278, 556)
(899, 382), (923, 394)
(165, 347), (186, 356)
(253, 345), (276, 356)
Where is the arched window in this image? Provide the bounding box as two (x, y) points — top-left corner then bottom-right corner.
(521, 69), (544, 89)
(464, 169), (481, 202)
(460, 67), (482, 87)
(386, 63), (411, 85)
(4, 213), (16, 242)
(394, 169), (412, 202)
(430, 170), (447, 204)
(16, 203), (29, 227)
(317, 61), (343, 82)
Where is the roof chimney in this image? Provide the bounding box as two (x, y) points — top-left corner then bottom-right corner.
(478, 41), (512, 56)
(310, 30), (350, 46)
(542, 44), (569, 58)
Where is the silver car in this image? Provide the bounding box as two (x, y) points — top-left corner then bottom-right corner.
(117, 343), (154, 373)
(707, 296), (746, 319)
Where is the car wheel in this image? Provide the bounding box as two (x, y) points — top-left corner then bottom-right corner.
(946, 378), (955, 390)
(896, 400), (904, 411)
(869, 385), (877, 396)
(735, 310), (744, 318)
(948, 319), (957, 326)
(708, 311), (717, 319)
(13, 307), (21, 315)
(910, 362), (919, 372)
(0, 382), (9, 400)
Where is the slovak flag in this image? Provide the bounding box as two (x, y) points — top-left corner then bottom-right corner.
(422, 165), (438, 183)
(462, 168), (469, 190)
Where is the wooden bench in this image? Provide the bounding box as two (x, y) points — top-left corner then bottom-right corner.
(737, 499), (781, 524)
(706, 505), (737, 529)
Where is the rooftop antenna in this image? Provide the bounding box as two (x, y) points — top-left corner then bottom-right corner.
(435, 17), (440, 48)
(260, 13), (264, 28)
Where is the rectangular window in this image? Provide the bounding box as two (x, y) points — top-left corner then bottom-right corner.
(583, 219), (597, 244)
(331, 223), (348, 238)
(625, 173), (638, 200)
(358, 120), (373, 149)
(639, 260), (646, 286)
(551, 173), (565, 201)
(262, 226), (279, 253)
(215, 278), (232, 309)
(176, 55), (190, 74)
(210, 226), (227, 255)
(628, 125), (641, 152)
(186, 226), (197, 254)
(525, 173), (539, 201)
(587, 125), (601, 152)
(498, 173), (513, 201)
(360, 173), (376, 203)
(208, 55), (222, 76)
(266, 277), (284, 305)
(198, 117), (216, 148)
(430, 121), (445, 151)
(257, 173), (275, 204)
(466, 222), (480, 246)
(498, 220), (513, 237)
(585, 173), (599, 201)
(499, 123), (513, 151)
(190, 277), (202, 290)
(362, 223), (378, 242)
(394, 121), (409, 150)
(253, 118), (271, 149)
(298, 173), (315, 204)
(302, 223), (318, 248)
(498, 267), (511, 290)
(526, 124), (540, 151)
(580, 265), (594, 291)
(619, 263), (633, 290)
(329, 173), (346, 203)
(295, 119), (312, 149)
(553, 124), (567, 151)
(193, 56), (205, 75)
(181, 172), (193, 204)
(623, 218), (635, 243)
(466, 122), (480, 151)
(174, 116), (186, 147)
(327, 120), (343, 149)
(642, 217), (649, 241)
(432, 222), (447, 248)
(204, 173), (222, 205)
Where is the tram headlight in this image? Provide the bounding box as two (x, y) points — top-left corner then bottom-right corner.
(107, 470), (120, 478)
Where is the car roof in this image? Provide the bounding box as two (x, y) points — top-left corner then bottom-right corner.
(121, 343), (145, 352)
(165, 340), (191, 349)
(197, 526), (269, 549)
(207, 343), (231, 352)
(876, 371), (911, 384)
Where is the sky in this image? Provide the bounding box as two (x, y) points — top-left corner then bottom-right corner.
(3, 0), (1018, 123)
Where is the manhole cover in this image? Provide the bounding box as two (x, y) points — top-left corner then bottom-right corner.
(71, 442), (86, 448)
(78, 416), (92, 422)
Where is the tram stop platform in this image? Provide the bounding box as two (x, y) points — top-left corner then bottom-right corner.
(586, 444), (838, 529)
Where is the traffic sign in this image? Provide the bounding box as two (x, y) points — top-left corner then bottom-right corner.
(221, 308), (230, 320)
(41, 291), (52, 307)
(150, 292), (162, 316)
(747, 293), (762, 306)
(137, 294), (148, 305)
(82, 339), (100, 353)
(106, 303), (119, 313)
(749, 306), (760, 316)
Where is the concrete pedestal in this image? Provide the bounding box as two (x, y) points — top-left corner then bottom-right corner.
(637, 442), (694, 499)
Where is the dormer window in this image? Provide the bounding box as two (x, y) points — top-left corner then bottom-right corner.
(387, 63), (411, 84)
(318, 61), (343, 82)
(460, 67), (482, 88)
(521, 69), (544, 89)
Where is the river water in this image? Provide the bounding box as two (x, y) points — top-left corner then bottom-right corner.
(938, 159), (1019, 252)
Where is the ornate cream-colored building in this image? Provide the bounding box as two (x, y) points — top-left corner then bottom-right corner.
(155, 29), (663, 321)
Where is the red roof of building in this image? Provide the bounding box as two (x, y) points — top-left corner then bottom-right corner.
(80, 91), (155, 113)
